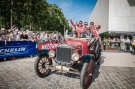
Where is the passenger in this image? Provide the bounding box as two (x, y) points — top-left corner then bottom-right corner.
(82, 22), (88, 33)
(70, 19), (84, 37)
(90, 22), (101, 39)
(81, 22), (89, 37)
(69, 19), (79, 29)
(89, 22), (101, 46)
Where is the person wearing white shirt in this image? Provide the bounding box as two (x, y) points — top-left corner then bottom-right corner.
(120, 36), (125, 51)
(40, 32), (47, 43)
(125, 37), (130, 51)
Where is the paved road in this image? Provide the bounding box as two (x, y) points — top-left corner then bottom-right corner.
(101, 51), (135, 67)
(0, 51), (135, 89)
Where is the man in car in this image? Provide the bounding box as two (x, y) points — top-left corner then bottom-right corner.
(85, 25), (96, 43)
(90, 22), (101, 39)
(70, 19), (84, 37)
(80, 22), (90, 37)
(89, 22), (101, 57)
(89, 22), (101, 44)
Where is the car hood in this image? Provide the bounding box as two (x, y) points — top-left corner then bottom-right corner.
(65, 38), (88, 56)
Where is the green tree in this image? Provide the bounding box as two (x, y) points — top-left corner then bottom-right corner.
(0, 0), (70, 34)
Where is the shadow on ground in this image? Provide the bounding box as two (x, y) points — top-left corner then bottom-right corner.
(50, 63), (101, 89)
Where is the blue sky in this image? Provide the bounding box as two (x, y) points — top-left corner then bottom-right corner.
(46, 0), (97, 25)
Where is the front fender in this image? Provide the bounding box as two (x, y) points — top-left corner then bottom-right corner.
(82, 54), (92, 62)
(37, 49), (49, 56)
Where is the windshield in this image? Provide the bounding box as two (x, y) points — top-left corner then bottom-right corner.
(67, 31), (93, 39)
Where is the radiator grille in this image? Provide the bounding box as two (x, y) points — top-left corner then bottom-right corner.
(56, 45), (72, 63)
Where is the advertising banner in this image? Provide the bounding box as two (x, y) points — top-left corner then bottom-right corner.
(38, 41), (59, 50)
(0, 41), (36, 58)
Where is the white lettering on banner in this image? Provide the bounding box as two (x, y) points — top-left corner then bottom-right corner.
(46, 44), (50, 49)
(41, 43), (58, 50)
(18, 48), (21, 51)
(0, 47), (26, 54)
(14, 48), (18, 52)
(20, 48), (26, 51)
(10, 48), (14, 52)
(54, 44), (57, 47)
(0, 49), (4, 53)
(50, 43), (54, 49)
(42, 46), (44, 49)
(5, 49), (10, 53)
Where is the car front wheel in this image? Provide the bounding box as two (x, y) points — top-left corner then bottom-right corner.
(80, 59), (94, 89)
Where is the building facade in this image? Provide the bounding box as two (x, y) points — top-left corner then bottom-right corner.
(89, 0), (135, 35)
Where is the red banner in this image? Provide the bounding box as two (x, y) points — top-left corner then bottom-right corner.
(38, 41), (59, 50)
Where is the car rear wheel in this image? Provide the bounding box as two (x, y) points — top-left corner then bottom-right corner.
(80, 59), (94, 89)
(34, 55), (52, 78)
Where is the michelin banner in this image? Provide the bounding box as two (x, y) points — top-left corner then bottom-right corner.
(0, 41), (36, 58)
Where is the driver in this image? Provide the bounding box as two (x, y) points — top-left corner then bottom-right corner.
(85, 25), (96, 43)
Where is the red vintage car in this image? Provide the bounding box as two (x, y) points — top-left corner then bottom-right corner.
(34, 33), (101, 89)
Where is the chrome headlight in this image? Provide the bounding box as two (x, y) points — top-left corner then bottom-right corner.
(49, 50), (55, 57)
(72, 53), (79, 61)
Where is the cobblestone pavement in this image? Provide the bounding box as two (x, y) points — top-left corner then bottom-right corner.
(0, 56), (135, 89)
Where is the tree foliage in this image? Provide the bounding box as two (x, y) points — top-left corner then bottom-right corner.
(0, 0), (71, 34)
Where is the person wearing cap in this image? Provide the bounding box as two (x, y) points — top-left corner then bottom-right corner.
(1, 28), (6, 31)
(0, 28), (7, 40)
(0, 28), (6, 35)
(20, 28), (26, 33)
(131, 34), (135, 54)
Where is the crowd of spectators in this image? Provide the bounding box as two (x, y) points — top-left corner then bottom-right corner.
(102, 35), (135, 54)
(0, 26), (63, 43)
(0, 26), (63, 61)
